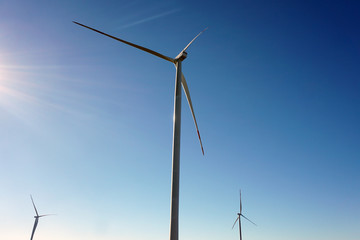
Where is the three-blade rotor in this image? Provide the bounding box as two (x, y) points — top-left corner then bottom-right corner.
(232, 190), (256, 240)
(30, 195), (56, 217)
(236, 190), (255, 225)
(30, 195), (55, 240)
(73, 21), (206, 155)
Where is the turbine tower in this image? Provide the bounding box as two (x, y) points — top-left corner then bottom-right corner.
(73, 21), (206, 240)
(232, 190), (256, 240)
(30, 195), (54, 240)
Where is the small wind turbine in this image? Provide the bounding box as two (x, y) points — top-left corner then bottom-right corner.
(30, 195), (55, 240)
(232, 190), (256, 240)
(73, 21), (206, 240)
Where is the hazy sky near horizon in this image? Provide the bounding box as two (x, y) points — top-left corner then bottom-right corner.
(0, 0), (359, 240)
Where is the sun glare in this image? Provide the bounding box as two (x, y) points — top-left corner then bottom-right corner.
(0, 61), (51, 122)
(0, 59), (103, 123)
(0, 65), (11, 97)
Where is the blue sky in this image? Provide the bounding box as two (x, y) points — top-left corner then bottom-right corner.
(0, 0), (359, 240)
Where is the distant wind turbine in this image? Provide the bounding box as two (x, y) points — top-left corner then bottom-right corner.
(30, 195), (55, 240)
(73, 21), (206, 240)
(232, 190), (256, 240)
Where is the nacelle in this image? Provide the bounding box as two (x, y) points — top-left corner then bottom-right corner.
(175, 51), (187, 61)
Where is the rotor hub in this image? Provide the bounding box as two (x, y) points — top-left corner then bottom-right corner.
(175, 51), (187, 61)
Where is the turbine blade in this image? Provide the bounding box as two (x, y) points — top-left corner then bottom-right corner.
(73, 21), (175, 63)
(232, 216), (239, 229)
(240, 189), (242, 214)
(177, 27), (208, 57)
(30, 219), (38, 240)
(30, 195), (39, 217)
(241, 214), (257, 226)
(39, 214), (56, 217)
(181, 73), (204, 155)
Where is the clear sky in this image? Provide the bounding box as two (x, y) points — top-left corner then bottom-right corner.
(0, 0), (359, 240)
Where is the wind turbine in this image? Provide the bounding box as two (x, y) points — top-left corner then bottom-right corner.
(73, 21), (206, 240)
(30, 195), (54, 240)
(232, 190), (256, 240)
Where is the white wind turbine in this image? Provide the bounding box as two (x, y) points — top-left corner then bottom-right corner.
(232, 190), (256, 240)
(73, 21), (206, 240)
(30, 195), (55, 240)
